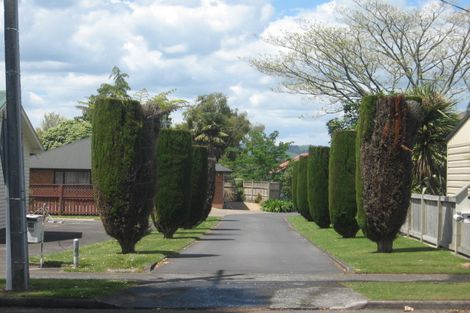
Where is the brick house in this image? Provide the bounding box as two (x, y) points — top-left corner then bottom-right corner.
(29, 137), (95, 215)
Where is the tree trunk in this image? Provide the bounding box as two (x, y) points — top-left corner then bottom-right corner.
(119, 241), (136, 254)
(376, 240), (393, 253)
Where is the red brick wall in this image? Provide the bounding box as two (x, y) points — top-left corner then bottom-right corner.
(212, 173), (225, 209)
(30, 169), (54, 184)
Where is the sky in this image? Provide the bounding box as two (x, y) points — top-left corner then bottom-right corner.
(0, 0), (469, 146)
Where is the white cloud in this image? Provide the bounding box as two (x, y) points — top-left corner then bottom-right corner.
(0, 0), (366, 145)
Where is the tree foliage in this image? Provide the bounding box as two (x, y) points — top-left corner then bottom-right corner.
(329, 131), (358, 238)
(220, 126), (290, 181)
(41, 119), (92, 150)
(307, 146), (330, 228)
(409, 87), (459, 195)
(78, 66), (131, 122)
(250, 0), (470, 122)
(182, 93), (251, 159)
(297, 156), (312, 221)
(91, 98), (148, 254)
(357, 95), (422, 253)
(154, 129), (192, 239)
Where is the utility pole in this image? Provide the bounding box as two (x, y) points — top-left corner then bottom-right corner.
(4, 0), (29, 291)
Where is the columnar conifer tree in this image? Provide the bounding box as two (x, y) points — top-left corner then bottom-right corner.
(292, 160), (299, 209)
(356, 95), (422, 252)
(308, 146), (330, 228)
(155, 129), (192, 238)
(186, 145), (209, 228)
(297, 156), (312, 221)
(329, 131), (358, 237)
(92, 98), (149, 254)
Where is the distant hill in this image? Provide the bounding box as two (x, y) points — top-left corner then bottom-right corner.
(286, 145), (309, 158)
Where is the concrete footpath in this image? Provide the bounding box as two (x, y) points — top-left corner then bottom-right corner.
(1, 211), (470, 311)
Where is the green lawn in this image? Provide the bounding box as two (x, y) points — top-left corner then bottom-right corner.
(31, 217), (220, 272)
(0, 279), (133, 299)
(343, 282), (470, 300)
(287, 215), (470, 274)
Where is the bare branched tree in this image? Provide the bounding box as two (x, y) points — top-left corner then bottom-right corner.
(250, 0), (470, 115)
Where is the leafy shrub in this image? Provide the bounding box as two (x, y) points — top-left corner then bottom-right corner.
(261, 199), (295, 213)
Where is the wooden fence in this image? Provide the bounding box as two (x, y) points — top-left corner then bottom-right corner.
(29, 184), (97, 215)
(401, 184), (470, 257)
(243, 181), (280, 202)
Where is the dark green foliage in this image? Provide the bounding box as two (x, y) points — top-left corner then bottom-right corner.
(261, 199), (295, 213)
(357, 95), (422, 252)
(297, 156), (312, 221)
(329, 131), (359, 238)
(307, 146), (330, 228)
(155, 129), (192, 238)
(292, 161), (299, 209)
(92, 98), (148, 254)
(186, 145), (209, 228)
(355, 95), (378, 235)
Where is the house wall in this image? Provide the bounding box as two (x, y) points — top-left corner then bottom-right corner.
(447, 118), (470, 196)
(30, 169), (54, 184)
(212, 173), (225, 209)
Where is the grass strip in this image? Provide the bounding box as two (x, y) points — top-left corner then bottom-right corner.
(287, 215), (470, 274)
(0, 279), (133, 299)
(343, 282), (470, 300)
(30, 217), (220, 272)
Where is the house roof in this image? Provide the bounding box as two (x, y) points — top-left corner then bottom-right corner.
(31, 137), (91, 170)
(447, 110), (470, 142)
(215, 163), (232, 173)
(0, 91), (43, 154)
(274, 152), (309, 172)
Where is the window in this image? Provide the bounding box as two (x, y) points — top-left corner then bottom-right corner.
(54, 171), (91, 184)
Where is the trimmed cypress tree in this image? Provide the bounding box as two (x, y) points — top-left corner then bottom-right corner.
(92, 98), (149, 254)
(155, 129), (193, 238)
(307, 146), (330, 228)
(292, 160), (299, 209)
(329, 131), (358, 238)
(185, 145), (209, 228)
(356, 95), (422, 252)
(297, 156), (312, 221)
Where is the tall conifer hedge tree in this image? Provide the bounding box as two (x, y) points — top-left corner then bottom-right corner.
(292, 160), (299, 209)
(92, 98), (149, 254)
(356, 95), (422, 252)
(329, 131), (358, 237)
(308, 146), (330, 228)
(297, 156), (312, 221)
(155, 129), (192, 238)
(185, 145), (209, 228)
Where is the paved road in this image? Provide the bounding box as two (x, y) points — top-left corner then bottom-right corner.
(106, 213), (367, 310)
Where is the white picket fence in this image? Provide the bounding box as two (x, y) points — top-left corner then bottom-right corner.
(401, 184), (470, 257)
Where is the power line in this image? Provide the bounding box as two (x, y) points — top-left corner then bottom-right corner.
(440, 0), (470, 14)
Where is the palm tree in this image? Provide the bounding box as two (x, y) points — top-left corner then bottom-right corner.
(411, 87), (459, 195)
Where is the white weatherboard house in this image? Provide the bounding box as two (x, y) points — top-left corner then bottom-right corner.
(447, 109), (470, 196)
(0, 91), (43, 229)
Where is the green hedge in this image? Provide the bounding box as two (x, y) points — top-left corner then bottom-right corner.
(155, 129), (192, 238)
(297, 156), (312, 221)
(329, 131), (358, 237)
(292, 161), (299, 209)
(307, 146), (330, 228)
(355, 96), (378, 236)
(92, 98), (148, 254)
(186, 145), (209, 228)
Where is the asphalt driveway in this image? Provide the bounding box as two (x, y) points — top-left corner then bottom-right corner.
(108, 213), (366, 310)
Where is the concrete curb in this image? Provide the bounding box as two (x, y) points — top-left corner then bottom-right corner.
(0, 297), (117, 309)
(366, 300), (470, 310)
